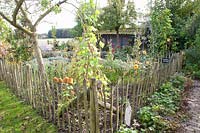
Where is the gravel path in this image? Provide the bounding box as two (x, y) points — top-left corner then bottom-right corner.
(179, 80), (200, 133)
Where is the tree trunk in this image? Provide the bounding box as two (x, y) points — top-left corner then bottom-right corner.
(31, 32), (46, 76)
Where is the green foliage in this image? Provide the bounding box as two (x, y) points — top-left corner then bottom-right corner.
(99, 0), (136, 30)
(101, 38), (152, 83)
(53, 41), (72, 51)
(118, 125), (138, 133)
(118, 75), (186, 132)
(184, 14), (200, 44)
(6, 32), (33, 62)
(67, 0), (109, 87)
(114, 46), (132, 61)
(185, 47), (200, 65)
(78, 0), (100, 28)
(184, 46), (200, 79)
(149, 82), (180, 115)
(51, 26), (57, 39)
(68, 28), (108, 85)
(193, 71), (200, 79)
(71, 0), (99, 38)
(40, 0), (50, 9)
(138, 106), (169, 132)
(98, 0), (137, 42)
(102, 52), (152, 83)
(48, 28), (74, 38)
(136, 75), (186, 132)
(165, 0), (200, 49)
(194, 27), (200, 47)
(40, 0), (61, 14)
(53, 5), (62, 14)
(0, 18), (12, 42)
(0, 21), (34, 62)
(70, 20), (83, 37)
(150, 5), (176, 56)
(170, 74), (185, 89)
(8, 44), (33, 62)
(113, 37), (141, 61)
(102, 59), (130, 83)
(185, 16), (200, 79)
(0, 82), (57, 132)
(0, 19), (33, 62)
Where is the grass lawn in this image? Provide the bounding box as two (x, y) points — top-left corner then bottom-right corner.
(0, 82), (57, 133)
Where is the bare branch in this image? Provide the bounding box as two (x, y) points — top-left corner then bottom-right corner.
(0, 12), (33, 36)
(65, 1), (84, 24)
(65, 1), (79, 10)
(33, 0), (68, 27)
(20, 6), (33, 28)
(13, 0), (25, 24)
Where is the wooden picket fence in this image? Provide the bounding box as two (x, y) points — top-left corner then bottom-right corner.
(0, 52), (184, 132)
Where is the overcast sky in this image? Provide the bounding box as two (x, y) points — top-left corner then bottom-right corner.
(37, 0), (149, 34)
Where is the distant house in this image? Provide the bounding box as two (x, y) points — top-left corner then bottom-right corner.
(99, 30), (135, 49)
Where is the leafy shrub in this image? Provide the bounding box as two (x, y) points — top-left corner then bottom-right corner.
(53, 41), (73, 51)
(193, 70), (200, 79)
(8, 43), (33, 62)
(135, 75), (187, 132)
(118, 125), (138, 133)
(194, 23), (200, 47)
(185, 46), (200, 79)
(114, 46), (133, 61)
(170, 74), (186, 90)
(185, 47), (200, 65)
(138, 106), (169, 131)
(102, 59), (132, 83)
(150, 6), (176, 56)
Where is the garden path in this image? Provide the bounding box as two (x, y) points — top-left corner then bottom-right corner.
(179, 80), (200, 133)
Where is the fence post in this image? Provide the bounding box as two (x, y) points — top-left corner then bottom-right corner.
(0, 60), (3, 80)
(90, 78), (100, 133)
(26, 64), (32, 105)
(83, 79), (89, 132)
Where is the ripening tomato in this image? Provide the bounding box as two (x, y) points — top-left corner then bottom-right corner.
(68, 78), (73, 85)
(58, 78), (63, 83)
(53, 77), (59, 83)
(63, 77), (69, 83)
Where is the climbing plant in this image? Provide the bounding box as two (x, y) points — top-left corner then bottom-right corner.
(0, 18), (11, 42)
(150, 1), (176, 57)
(67, 0), (109, 87)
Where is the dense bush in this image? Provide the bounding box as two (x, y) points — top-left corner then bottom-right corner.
(136, 75), (186, 132)
(194, 27), (200, 46)
(184, 46), (200, 79)
(114, 46), (133, 61)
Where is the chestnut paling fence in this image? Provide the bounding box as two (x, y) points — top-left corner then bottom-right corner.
(0, 52), (184, 133)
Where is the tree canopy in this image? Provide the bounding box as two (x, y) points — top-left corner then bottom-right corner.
(48, 28), (74, 38)
(98, 0), (137, 46)
(99, 0), (137, 31)
(0, 0), (69, 75)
